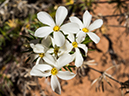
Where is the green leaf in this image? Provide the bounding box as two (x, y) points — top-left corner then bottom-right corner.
(82, 35), (92, 44)
(67, 65), (76, 67)
(26, 29), (35, 34)
(82, 40), (92, 44)
(63, 66), (68, 71)
(68, 67), (72, 72)
(88, 49), (95, 51)
(69, 51), (74, 54)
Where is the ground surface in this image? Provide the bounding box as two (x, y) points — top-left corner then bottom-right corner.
(32, 1), (129, 96)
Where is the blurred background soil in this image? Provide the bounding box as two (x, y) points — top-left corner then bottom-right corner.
(0, 0), (129, 96)
(34, 1), (129, 96)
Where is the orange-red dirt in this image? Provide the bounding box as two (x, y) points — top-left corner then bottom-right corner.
(31, 1), (129, 96)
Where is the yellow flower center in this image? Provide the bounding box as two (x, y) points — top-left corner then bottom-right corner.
(51, 67), (58, 75)
(72, 42), (78, 48)
(39, 53), (44, 58)
(54, 47), (59, 55)
(82, 28), (89, 33)
(53, 25), (60, 32)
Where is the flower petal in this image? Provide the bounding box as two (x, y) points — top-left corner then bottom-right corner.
(37, 12), (55, 27)
(34, 54), (39, 60)
(47, 48), (54, 54)
(30, 43), (35, 48)
(71, 52), (76, 62)
(89, 19), (103, 31)
(75, 48), (83, 67)
(64, 40), (73, 52)
(34, 27), (53, 38)
(41, 36), (51, 49)
(78, 44), (88, 56)
(57, 53), (72, 69)
(35, 57), (40, 65)
(51, 75), (61, 94)
(69, 16), (84, 28)
(58, 40), (73, 56)
(29, 54), (38, 63)
(60, 40), (73, 53)
(30, 39), (40, 44)
(76, 31), (86, 43)
(50, 37), (55, 47)
(83, 10), (92, 28)
(87, 32), (100, 44)
(53, 32), (65, 47)
(36, 55), (48, 64)
(67, 33), (75, 42)
(35, 64), (52, 71)
(57, 71), (76, 80)
(30, 43), (44, 53)
(56, 6), (68, 26)
(43, 53), (56, 66)
(30, 64), (52, 77)
(60, 23), (79, 34)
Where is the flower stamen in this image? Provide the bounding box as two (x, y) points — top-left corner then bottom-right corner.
(54, 47), (59, 55)
(82, 28), (89, 33)
(53, 25), (60, 32)
(51, 67), (58, 75)
(39, 53), (44, 58)
(72, 42), (78, 48)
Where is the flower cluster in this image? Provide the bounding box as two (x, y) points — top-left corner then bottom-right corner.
(29, 6), (103, 94)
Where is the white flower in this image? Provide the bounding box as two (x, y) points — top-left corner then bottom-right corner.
(47, 37), (72, 57)
(67, 34), (88, 67)
(30, 53), (76, 94)
(69, 10), (103, 44)
(30, 37), (52, 65)
(34, 6), (79, 47)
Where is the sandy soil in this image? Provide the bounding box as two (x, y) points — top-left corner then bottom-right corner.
(31, 1), (129, 96)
